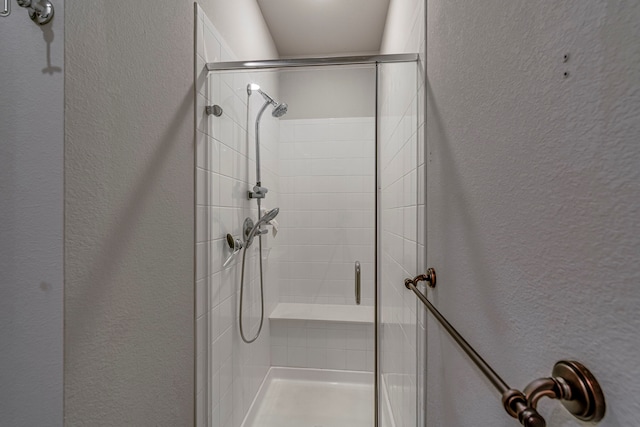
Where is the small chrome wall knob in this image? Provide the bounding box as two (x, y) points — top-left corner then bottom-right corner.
(17, 0), (54, 25)
(205, 105), (223, 117)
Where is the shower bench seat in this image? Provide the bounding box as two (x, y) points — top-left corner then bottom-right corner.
(268, 303), (375, 371)
(269, 303), (373, 324)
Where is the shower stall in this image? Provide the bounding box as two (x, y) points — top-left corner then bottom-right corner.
(195, 9), (422, 427)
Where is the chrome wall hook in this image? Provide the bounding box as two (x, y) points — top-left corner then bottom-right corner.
(205, 105), (223, 117)
(16, 0), (53, 25)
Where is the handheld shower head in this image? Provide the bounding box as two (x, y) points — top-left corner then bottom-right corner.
(244, 207), (280, 247)
(260, 207), (280, 223)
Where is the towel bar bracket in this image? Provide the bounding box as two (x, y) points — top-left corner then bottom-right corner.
(405, 267), (436, 289)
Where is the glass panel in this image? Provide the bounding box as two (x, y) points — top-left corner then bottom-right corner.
(377, 61), (419, 427)
(198, 64), (378, 427)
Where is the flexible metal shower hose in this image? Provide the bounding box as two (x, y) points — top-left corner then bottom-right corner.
(238, 229), (266, 344)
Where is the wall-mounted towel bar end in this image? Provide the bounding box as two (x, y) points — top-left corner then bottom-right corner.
(404, 269), (606, 427)
(405, 267), (436, 289)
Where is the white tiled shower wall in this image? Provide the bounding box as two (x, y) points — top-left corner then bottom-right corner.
(195, 6), (281, 427)
(379, 61), (420, 427)
(277, 118), (376, 306)
(379, 0), (426, 426)
(270, 320), (374, 372)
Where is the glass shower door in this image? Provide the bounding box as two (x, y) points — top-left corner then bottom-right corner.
(377, 60), (421, 427)
(198, 62), (381, 427)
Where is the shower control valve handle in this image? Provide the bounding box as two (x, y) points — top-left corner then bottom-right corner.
(223, 233), (243, 268)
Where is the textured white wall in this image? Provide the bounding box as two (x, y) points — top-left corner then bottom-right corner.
(0, 2), (64, 426)
(426, 1), (640, 426)
(64, 2), (195, 425)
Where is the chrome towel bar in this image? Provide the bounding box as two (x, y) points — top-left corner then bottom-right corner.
(404, 269), (606, 427)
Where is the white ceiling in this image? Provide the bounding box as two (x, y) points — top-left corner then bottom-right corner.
(256, 0), (391, 57)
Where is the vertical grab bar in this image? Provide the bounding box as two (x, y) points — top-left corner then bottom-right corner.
(355, 261), (361, 305)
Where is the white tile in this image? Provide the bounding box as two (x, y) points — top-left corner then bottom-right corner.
(196, 279), (207, 318)
(347, 329), (368, 351)
(210, 271), (222, 308)
(287, 347), (307, 368)
(271, 346), (287, 366)
(325, 348), (347, 370)
(287, 327), (306, 348)
(220, 357), (233, 396)
(203, 27), (221, 63)
(211, 371), (220, 410)
(219, 175), (234, 207)
(196, 314), (207, 357)
(268, 320), (284, 343)
(196, 243), (208, 280)
(307, 348), (327, 369)
(325, 325), (348, 348)
(219, 387), (233, 426)
(209, 136), (221, 174)
(219, 296), (232, 332)
(196, 168), (208, 206)
(210, 304), (220, 342)
(306, 327), (327, 348)
(346, 350), (368, 371)
(196, 206), (208, 243)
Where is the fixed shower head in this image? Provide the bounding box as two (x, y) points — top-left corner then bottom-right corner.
(247, 83), (287, 117)
(272, 103), (288, 118)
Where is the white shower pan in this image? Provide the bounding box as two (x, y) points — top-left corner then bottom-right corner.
(241, 367), (374, 427)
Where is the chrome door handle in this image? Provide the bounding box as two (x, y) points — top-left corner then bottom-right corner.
(355, 261), (361, 305)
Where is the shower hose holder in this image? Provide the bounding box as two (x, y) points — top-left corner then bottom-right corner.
(248, 184), (268, 199)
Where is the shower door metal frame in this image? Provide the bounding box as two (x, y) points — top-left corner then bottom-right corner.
(205, 53), (419, 427)
(205, 53), (418, 71)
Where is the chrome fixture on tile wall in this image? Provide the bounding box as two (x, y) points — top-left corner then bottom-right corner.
(231, 84), (286, 344)
(1, 0), (10, 17)
(205, 104), (223, 117)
